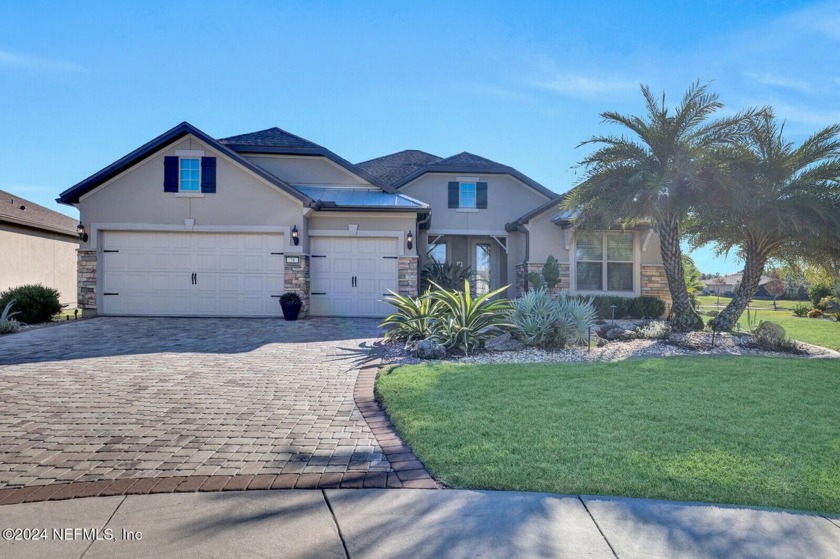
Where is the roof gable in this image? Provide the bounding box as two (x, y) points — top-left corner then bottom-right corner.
(57, 122), (311, 206)
(0, 189), (78, 237)
(220, 127), (393, 192)
(391, 151), (557, 199)
(219, 127), (322, 149)
(357, 150), (442, 187)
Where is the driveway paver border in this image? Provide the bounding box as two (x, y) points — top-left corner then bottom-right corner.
(0, 358), (436, 505)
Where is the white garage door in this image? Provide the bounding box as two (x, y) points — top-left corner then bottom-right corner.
(309, 236), (399, 317)
(101, 231), (285, 316)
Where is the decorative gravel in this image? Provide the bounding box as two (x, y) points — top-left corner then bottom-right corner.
(382, 322), (839, 366)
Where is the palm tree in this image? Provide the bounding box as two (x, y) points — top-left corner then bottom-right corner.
(565, 82), (754, 331)
(689, 110), (840, 331)
(682, 254), (705, 309)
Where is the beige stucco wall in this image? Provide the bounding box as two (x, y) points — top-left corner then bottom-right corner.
(401, 174), (550, 233)
(76, 136), (307, 249)
(526, 211), (571, 263)
(307, 213), (417, 257)
(243, 155), (370, 186)
(0, 224), (78, 305)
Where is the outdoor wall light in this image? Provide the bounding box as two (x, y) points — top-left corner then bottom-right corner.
(291, 225), (300, 246)
(406, 230), (413, 250)
(77, 223), (88, 243)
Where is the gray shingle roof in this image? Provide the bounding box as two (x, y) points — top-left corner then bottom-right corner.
(379, 150), (557, 199)
(357, 150), (442, 187)
(219, 127), (322, 149)
(429, 152), (510, 170)
(0, 189), (78, 237)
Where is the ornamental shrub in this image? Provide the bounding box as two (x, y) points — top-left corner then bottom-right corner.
(0, 285), (61, 324)
(809, 284), (833, 308)
(791, 303), (811, 317)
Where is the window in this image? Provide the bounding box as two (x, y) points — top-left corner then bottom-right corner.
(179, 158), (200, 192)
(575, 231), (634, 292)
(475, 243), (491, 295)
(428, 241), (447, 263)
(459, 182), (476, 208)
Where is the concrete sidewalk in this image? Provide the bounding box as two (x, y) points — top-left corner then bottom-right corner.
(0, 489), (838, 559)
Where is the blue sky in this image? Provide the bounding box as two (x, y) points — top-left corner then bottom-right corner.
(2, 0), (838, 274)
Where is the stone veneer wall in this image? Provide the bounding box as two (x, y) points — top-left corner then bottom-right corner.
(284, 255), (310, 315)
(77, 249), (97, 313)
(398, 257), (419, 298)
(514, 262), (570, 296)
(640, 264), (671, 312)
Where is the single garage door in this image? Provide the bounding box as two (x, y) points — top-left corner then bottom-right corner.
(101, 231), (285, 316)
(309, 236), (399, 317)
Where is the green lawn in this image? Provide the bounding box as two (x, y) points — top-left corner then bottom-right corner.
(377, 358), (840, 514)
(693, 296), (840, 351)
(696, 295), (788, 310)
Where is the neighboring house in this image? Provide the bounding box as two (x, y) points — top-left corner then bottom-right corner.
(0, 189), (79, 306)
(58, 122), (669, 318)
(702, 274), (777, 297)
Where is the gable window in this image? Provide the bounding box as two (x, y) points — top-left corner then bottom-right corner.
(448, 180), (488, 209)
(179, 158), (200, 192)
(428, 241), (447, 263)
(575, 231), (634, 292)
(459, 182), (476, 208)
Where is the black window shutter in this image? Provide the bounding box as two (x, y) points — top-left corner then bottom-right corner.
(476, 182), (488, 209)
(201, 157), (217, 193)
(163, 156), (179, 192)
(448, 181), (459, 208)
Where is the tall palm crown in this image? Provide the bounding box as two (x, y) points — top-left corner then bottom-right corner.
(565, 82), (753, 331)
(690, 111), (840, 330)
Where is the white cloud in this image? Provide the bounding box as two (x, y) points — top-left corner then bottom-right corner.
(0, 49), (86, 72)
(787, 1), (840, 41)
(745, 72), (811, 93)
(531, 74), (638, 98)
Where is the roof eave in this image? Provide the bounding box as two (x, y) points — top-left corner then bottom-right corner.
(227, 145), (395, 194)
(394, 167), (556, 199)
(57, 122), (313, 206)
(0, 215), (79, 238)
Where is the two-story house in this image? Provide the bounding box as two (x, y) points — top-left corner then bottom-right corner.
(58, 122), (670, 318)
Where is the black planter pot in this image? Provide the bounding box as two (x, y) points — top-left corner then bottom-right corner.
(280, 302), (302, 321)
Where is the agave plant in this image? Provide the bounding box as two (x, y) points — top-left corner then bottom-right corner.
(0, 300), (21, 335)
(427, 280), (512, 355)
(509, 288), (571, 349)
(380, 290), (439, 343)
(557, 295), (598, 345)
(421, 258), (474, 291)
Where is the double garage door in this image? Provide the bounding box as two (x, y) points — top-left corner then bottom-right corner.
(100, 231), (398, 317)
(102, 231), (285, 316)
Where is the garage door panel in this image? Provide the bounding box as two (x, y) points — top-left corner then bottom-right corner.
(102, 231), (285, 317)
(308, 235), (401, 318)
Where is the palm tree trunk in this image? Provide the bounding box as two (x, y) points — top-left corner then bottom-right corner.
(658, 217), (704, 331)
(710, 243), (769, 332)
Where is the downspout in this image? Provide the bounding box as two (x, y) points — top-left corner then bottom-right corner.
(506, 221), (530, 293)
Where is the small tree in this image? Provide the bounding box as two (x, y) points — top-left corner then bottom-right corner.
(764, 279), (785, 310)
(528, 255), (561, 294)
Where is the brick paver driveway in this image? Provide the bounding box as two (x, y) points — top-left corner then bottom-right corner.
(0, 317), (388, 489)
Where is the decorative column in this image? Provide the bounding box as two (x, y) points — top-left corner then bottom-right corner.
(397, 256), (419, 297)
(641, 264), (671, 315)
(77, 249), (97, 315)
(284, 254), (310, 315)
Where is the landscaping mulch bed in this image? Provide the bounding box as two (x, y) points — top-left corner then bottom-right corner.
(383, 320), (839, 366)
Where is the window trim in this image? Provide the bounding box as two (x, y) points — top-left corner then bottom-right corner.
(428, 240), (447, 263)
(459, 181), (477, 209)
(178, 157), (201, 193)
(571, 230), (640, 296)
